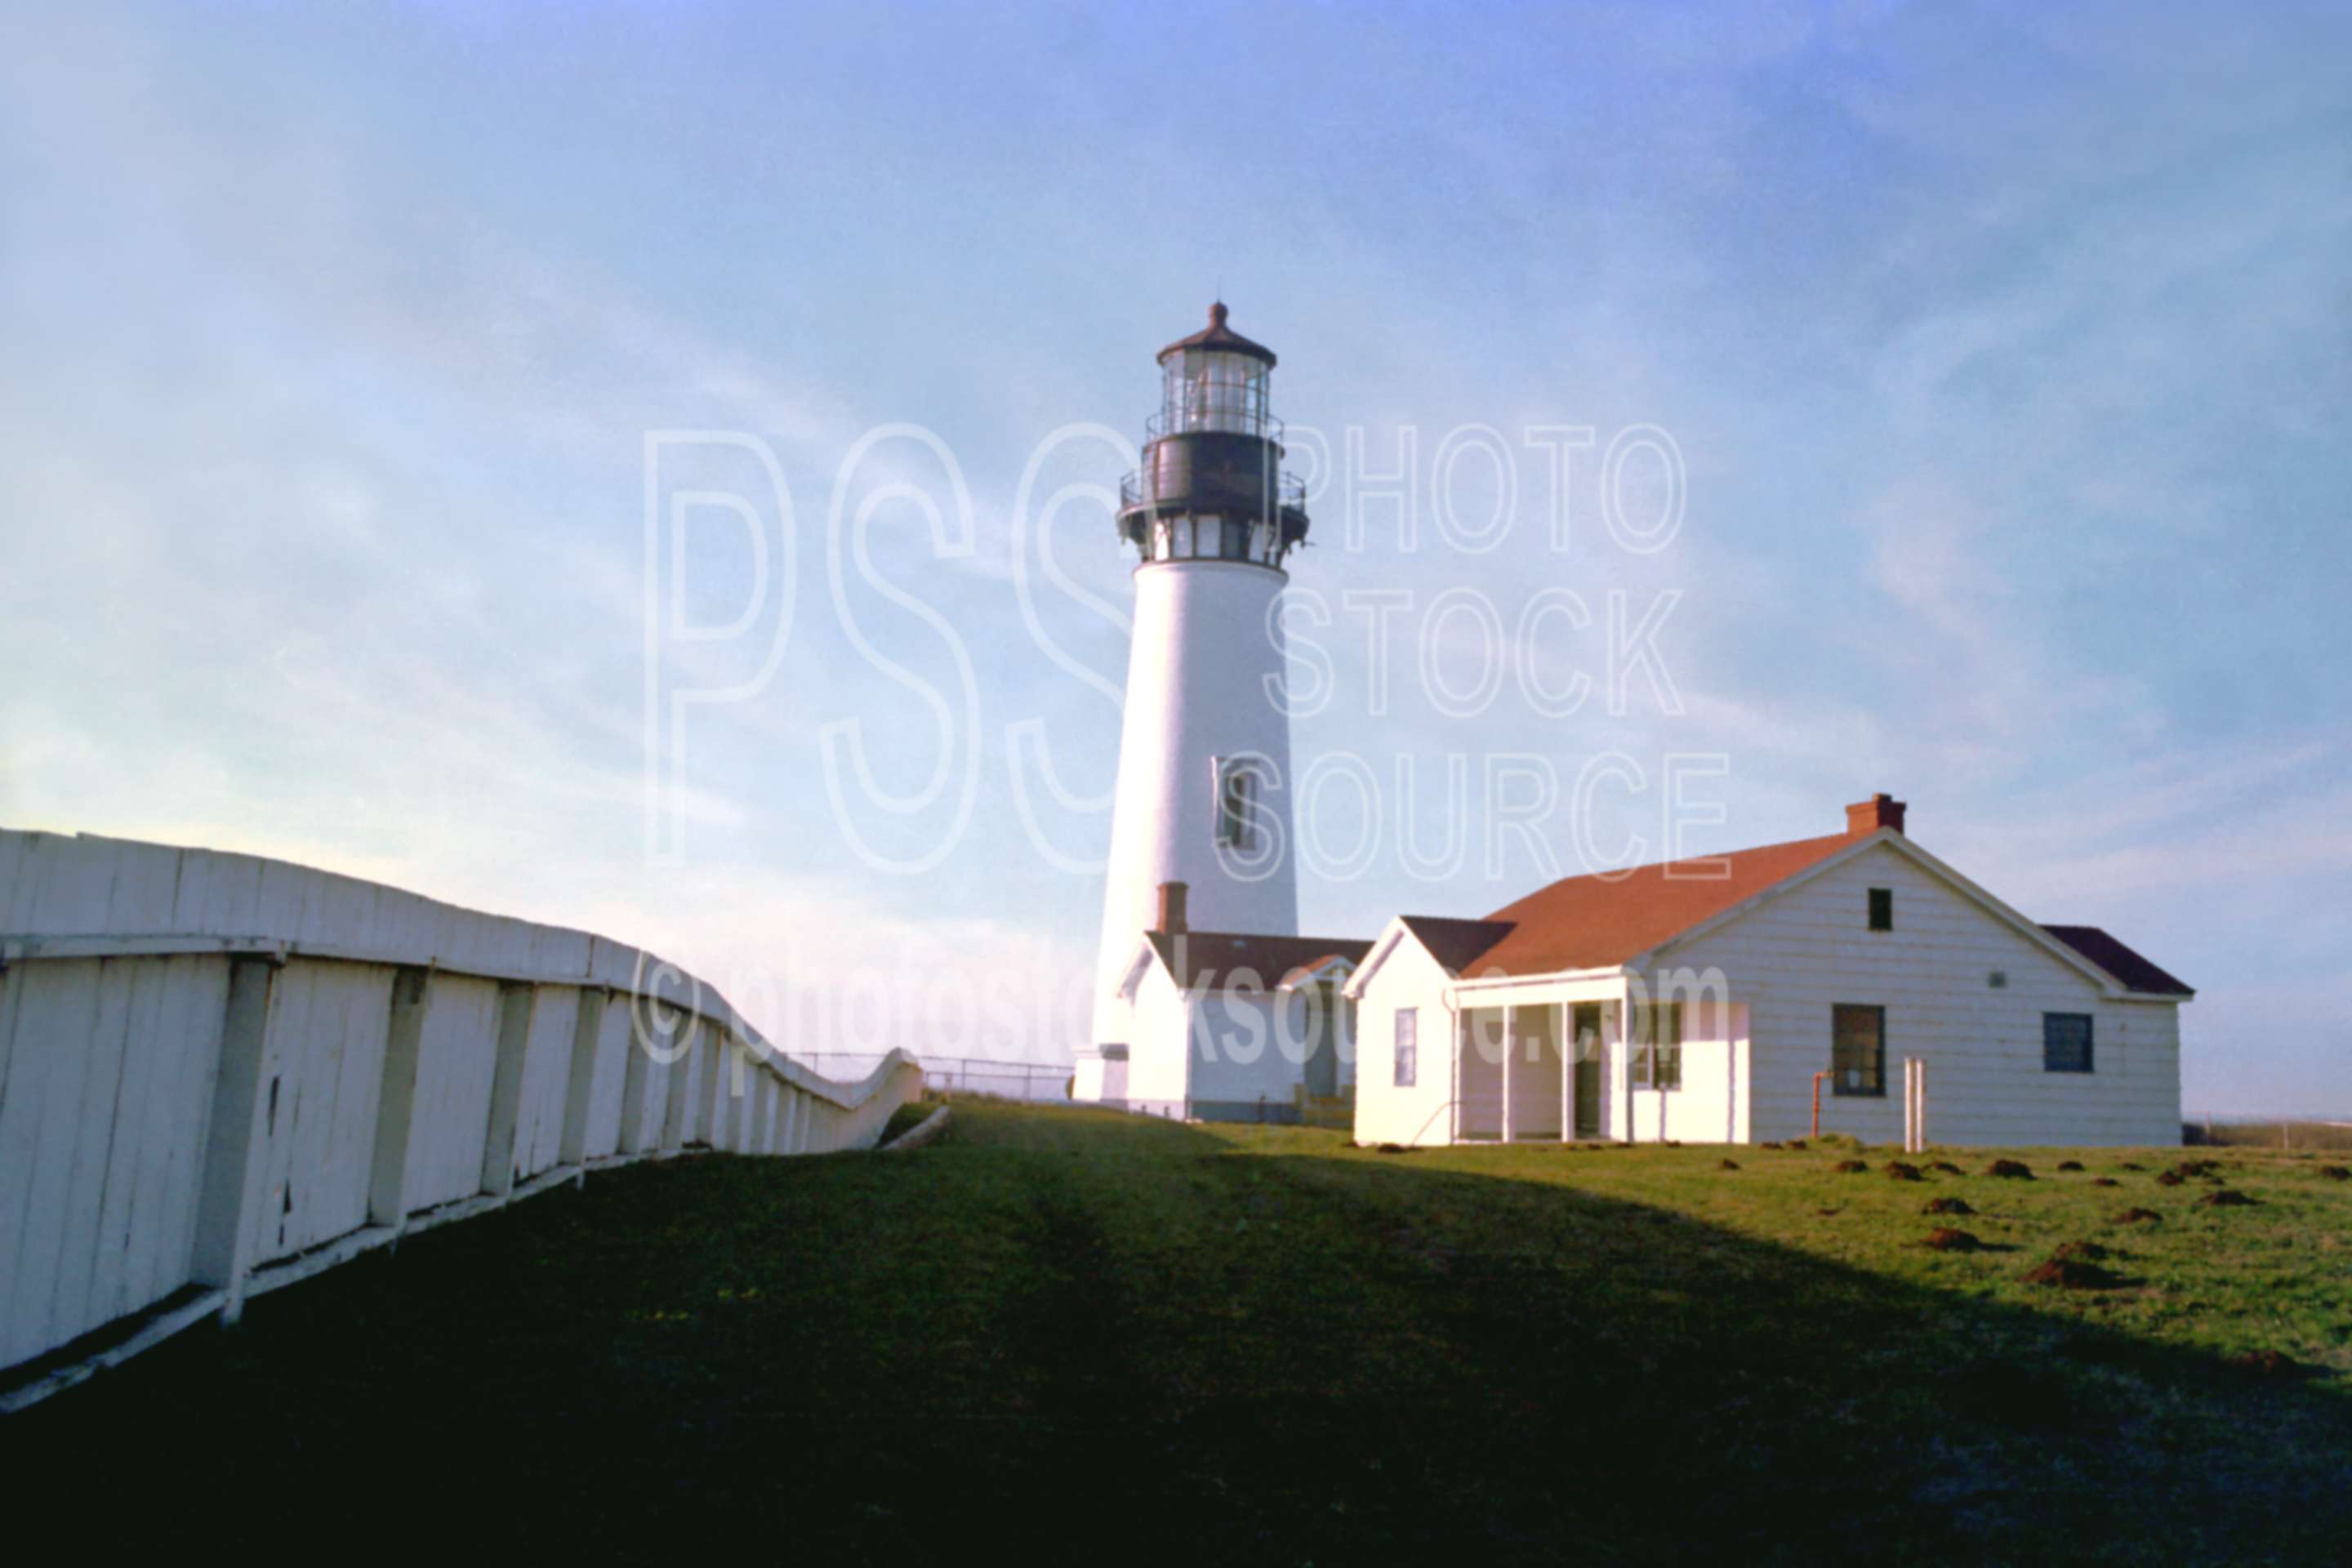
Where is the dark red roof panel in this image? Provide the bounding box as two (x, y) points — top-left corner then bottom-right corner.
(2040, 925), (2194, 997)
(1396, 915), (1518, 977)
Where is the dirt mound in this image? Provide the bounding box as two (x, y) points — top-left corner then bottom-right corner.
(1374, 1143), (1408, 1155)
(2318, 1165), (2350, 1182)
(2022, 1255), (2122, 1289)
(2155, 1169), (2185, 1187)
(2111, 1207), (2163, 1224)
(2172, 1159), (2222, 1178)
(1922, 1196), (1975, 1216)
(1923, 1227), (1984, 1251)
(1832, 1159), (1870, 1174)
(2118, 1162), (2146, 1172)
(1931, 1161), (1965, 1176)
(2051, 1240), (2110, 1263)
(1759, 1140), (1784, 1151)
(1985, 1160), (2034, 1179)
(2198, 1189), (2259, 1209)
(2230, 1350), (2307, 1378)
(1717, 1159), (1740, 1171)
(2091, 1177), (2120, 1187)
(2056, 1160), (2085, 1172)
(1884, 1161), (1924, 1182)
(1815, 1207), (1842, 1217)
(1784, 1138), (1809, 1152)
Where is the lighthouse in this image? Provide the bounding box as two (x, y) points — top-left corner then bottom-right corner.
(1076, 305), (1361, 1116)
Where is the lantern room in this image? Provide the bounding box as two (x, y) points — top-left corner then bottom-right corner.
(1156, 303), (1274, 438)
(1116, 302), (1310, 569)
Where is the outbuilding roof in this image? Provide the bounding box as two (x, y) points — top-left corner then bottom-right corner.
(1143, 929), (1370, 992)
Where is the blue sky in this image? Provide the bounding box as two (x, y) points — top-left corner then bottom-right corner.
(2, 2), (2346, 1112)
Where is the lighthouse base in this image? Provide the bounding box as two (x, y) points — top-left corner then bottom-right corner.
(1069, 1046), (1129, 1107)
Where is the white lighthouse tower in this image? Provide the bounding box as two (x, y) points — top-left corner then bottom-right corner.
(1073, 304), (1317, 1108)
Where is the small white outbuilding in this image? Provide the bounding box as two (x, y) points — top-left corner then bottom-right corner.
(1100, 885), (1367, 1123)
(1344, 795), (2192, 1149)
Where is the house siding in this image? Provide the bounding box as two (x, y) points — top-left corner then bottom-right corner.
(1188, 989), (1323, 1121)
(1352, 937), (1459, 1147)
(1125, 966), (1191, 1118)
(1661, 841), (2181, 1147)
(1612, 997), (1748, 1145)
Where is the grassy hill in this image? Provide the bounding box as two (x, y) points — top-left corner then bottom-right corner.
(9, 1102), (2348, 1563)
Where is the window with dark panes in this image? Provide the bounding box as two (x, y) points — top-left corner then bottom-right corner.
(1832, 1004), (1884, 1096)
(2043, 1012), (2094, 1073)
(1628, 1001), (1682, 1091)
(1868, 888), (1893, 931)
(1215, 761), (1254, 853)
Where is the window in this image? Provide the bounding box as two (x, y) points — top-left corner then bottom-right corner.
(1214, 760), (1255, 853)
(1393, 1007), (1418, 1088)
(2043, 1012), (2095, 1074)
(1832, 1004), (1885, 1096)
(1868, 888), (1893, 931)
(1628, 1001), (1682, 1091)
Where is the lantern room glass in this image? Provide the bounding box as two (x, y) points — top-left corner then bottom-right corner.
(1160, 349), (1270, 437)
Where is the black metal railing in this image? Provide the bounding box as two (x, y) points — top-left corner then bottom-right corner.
(1119, 469), (1308, 511)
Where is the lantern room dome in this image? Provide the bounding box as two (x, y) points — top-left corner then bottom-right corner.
(1156, 301), (1276, 368)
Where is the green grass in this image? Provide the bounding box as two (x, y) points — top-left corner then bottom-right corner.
(8, 1104), (2348, 1564)
(877, 1096), (939, 1143)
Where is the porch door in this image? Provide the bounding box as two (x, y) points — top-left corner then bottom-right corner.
(1572, 1003), (1603, 1137)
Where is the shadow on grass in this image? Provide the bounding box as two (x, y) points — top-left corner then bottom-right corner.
(4, 1106), (2345, 1566)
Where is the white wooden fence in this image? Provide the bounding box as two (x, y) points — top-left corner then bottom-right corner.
(0, 828), (925, 1410)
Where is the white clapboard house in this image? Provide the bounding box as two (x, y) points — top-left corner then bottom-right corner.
(1346, 795), (2192, 1149)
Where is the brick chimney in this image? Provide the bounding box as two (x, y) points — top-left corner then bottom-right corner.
(1846, 793), (1907, 838)
(1155, 880), (1189, 933)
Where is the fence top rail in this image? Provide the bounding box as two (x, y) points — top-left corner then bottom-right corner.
(0, 929), (923, 1112)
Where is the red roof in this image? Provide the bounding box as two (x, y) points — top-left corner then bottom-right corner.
(1386, 827), (2190, 1001)
(1456, 833), (1855, 977)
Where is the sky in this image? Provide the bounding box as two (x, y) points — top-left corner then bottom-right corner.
(2, 1), (2346, 1114)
